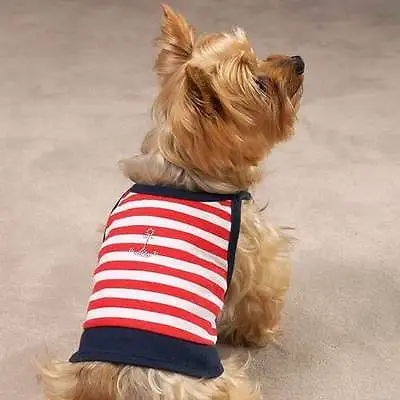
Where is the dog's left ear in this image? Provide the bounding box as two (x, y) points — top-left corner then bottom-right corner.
(185, 64), (223, 116)
(155, 5), (195, 83)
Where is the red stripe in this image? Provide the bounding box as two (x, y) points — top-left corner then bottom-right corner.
(83, 317), (213, 345)
(106, 207), (230, 240)
(105, 225), (228, 259)
(94, 261), (225, 299)
(98, 243), (227, 279)
(219, 200), (231, 206)
(87, 298), (216, 336)
(92, 280), (221, 316)
(119, 193), (231, 221)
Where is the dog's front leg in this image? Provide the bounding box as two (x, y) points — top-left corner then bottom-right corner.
(218, 201), (291, 347)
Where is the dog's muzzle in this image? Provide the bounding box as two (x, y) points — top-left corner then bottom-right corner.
(291, 55), (305, 75)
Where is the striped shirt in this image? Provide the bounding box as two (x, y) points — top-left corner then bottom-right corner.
(70, 184), (251, 378)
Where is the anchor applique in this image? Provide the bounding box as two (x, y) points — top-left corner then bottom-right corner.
(129, 228), (158, 258)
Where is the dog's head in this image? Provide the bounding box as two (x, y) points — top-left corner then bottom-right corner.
(150, 5), (304, 190)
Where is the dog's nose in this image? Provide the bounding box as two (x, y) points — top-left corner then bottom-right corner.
(290, 55), (305, 75)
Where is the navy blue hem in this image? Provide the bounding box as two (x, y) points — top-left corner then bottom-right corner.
(70, 327), (224, 379)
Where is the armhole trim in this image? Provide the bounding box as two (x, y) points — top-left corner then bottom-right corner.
(226, 192), (252, 286)
(102, 190), (130, 242)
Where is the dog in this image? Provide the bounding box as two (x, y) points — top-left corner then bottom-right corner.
(39, 5), (304, 399)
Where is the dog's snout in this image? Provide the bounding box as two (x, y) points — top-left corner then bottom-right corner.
(290, 55), (305, 75)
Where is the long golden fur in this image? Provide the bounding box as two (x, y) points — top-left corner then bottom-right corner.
(39, 357), (259, 400)
(39, 4), (304, 399)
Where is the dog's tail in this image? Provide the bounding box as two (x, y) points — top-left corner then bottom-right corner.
(37, 356), (260, 400)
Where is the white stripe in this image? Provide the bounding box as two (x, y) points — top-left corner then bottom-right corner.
(104, 216), (228, 249)
(97, 248), (227, 290)
(94, 268), (224, 309)
(112, 199), (231, 231)
(89, 288), (216, 328)
(86, 307), (216, 342)
(103, 234), (227, 270)
(201, 201), (231, 213)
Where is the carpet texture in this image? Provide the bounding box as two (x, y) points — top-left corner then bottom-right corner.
(1, 0), (399, 399)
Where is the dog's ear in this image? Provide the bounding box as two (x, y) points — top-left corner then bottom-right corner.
(214, 53), (263, 127)
(185, 65), (223, 116)
(155, 5), (195, 83)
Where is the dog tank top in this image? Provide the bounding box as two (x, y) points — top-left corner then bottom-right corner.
(70, 184), (251, 378)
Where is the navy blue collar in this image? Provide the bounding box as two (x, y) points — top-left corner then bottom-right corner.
(131, 183), (251, 202)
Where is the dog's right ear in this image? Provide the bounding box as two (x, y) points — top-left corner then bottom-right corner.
(155, 5), (195, 83)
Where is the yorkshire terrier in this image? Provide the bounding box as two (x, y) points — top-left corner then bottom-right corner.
(39, 5), (304, 399)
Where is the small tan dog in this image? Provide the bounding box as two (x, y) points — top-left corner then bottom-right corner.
(39, 5), (304, 399)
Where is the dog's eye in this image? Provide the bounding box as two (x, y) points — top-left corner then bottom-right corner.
(255, 76), (268, 92)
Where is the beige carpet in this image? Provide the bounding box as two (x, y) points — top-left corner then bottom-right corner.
(1, 0), (399, 399)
